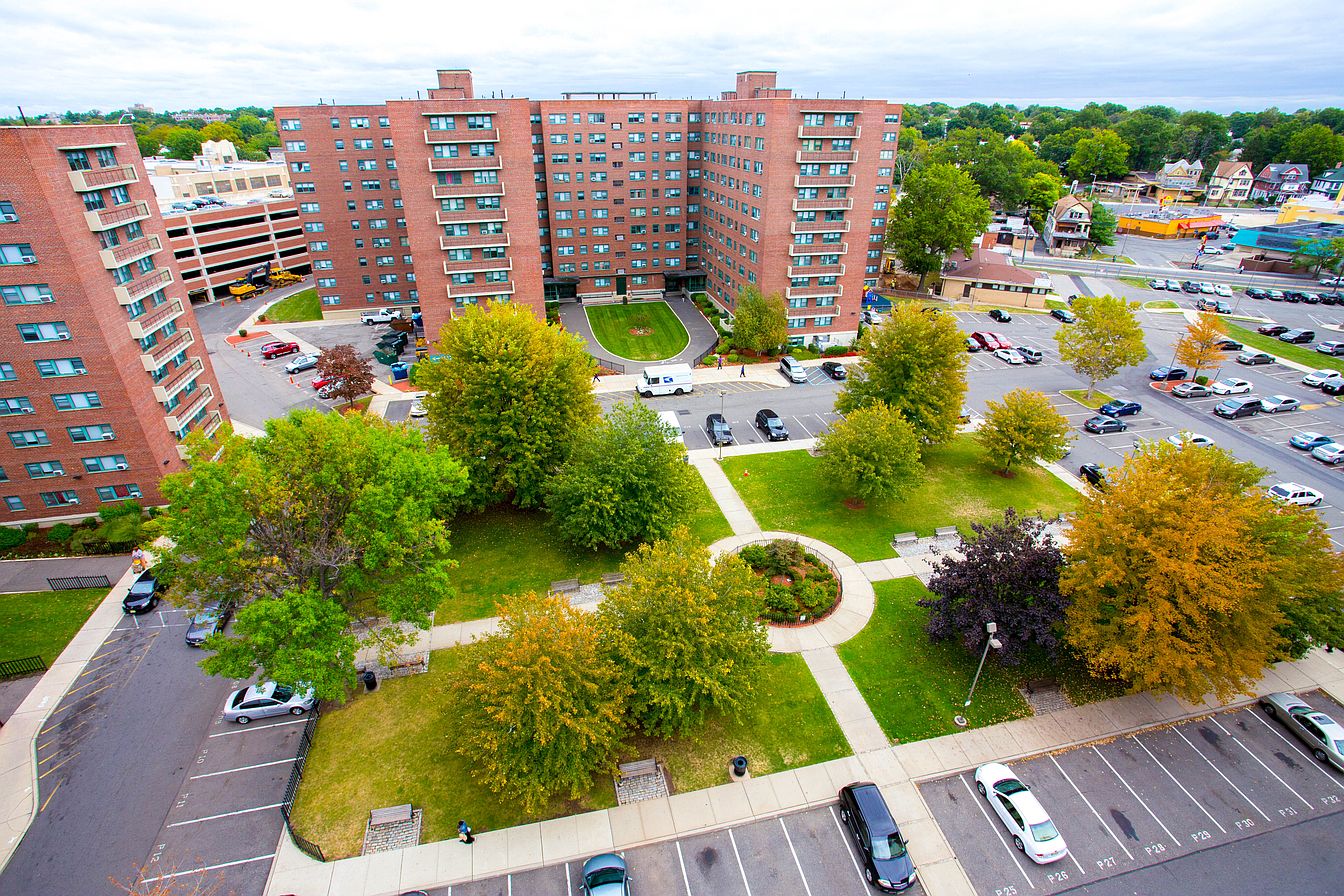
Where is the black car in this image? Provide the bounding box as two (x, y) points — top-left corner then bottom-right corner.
(754, 408), (789, 441)
(123, 569), (163, 614)
(1083, 415), (1127, 434)
(1079, 464), (1110, 487)
(821, 361), (847, 380)
(185, 600), (233, 647)
(1283, 290), (1305, 303)
(1246, 287), (1268, 299)
(989, 309), (1012, 323)
(1279, 329), (1315, 344)
(1257, 324), (1289, 337)
(1214, 339), (1243, 351)
(1182, 281), (1202, 294)
(838, 782), (917, 892)
(706, 413), (733, 446)
(965, 337), (982, 353)
(1049, 308), (1076, 323)
(1148, 366), (1188, 381)
(1214, 397), (1262, 419)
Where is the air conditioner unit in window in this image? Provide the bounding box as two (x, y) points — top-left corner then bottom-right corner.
(57, 333), (71, 340)
(54, 470), (65, 476)
(20, 255), (37, 264)
(74, 368), (87, 375)
(21, 407), (34, 414)
(68, 498), (80, 505)
(100, 433), (115, 440)
(39, 295), (55, 303)
(115, 463), (127, 470)
(0, 214), (17, 223)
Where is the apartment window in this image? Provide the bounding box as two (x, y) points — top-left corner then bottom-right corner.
(284, 141), (306, 152)
(65, 150), (91, 171)
(1, 284), (53, 306)
(548, 113), (568, 125)
(40, 490), (81, 508)
(314, 260), (334, 270)
(51, 391), (101, 411)
(4, 496), (22, 512)
(0, 244), (37, 265)
(317, 278), (337, 288)
(428, 116), (456, 131)
(882, 131), (898, 142)
(34, 358), (85, 378)
(17, 322), (70, 343)
(8, 429), (48, 448)
(360, 180), (381, 191)
(451, 273), (476, 285)
(299, 202), (320, 213)
(294, 182), (316, 194)
(24, 460), (65, 479)
(95, 484), (141, 502)
(0, 397), (34, 416)
(0, 363), (14, 382)
(628, 113), (644, 123)
(280, 119), (302, 130)
(350, 117), (370, 128)
(81, 455), (127, 474)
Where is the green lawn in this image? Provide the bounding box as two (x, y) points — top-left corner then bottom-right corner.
(0, 588), (107, 666)
(438, 489), (731, 623)
(585, 302), (689, 361)
(291, 647), (846, 858)
(1225, 323), (1342, 376)
(1044, 297), (1068, 310)
(1142, 299), (1179, 310)
(1119, 276), (1154, 290)
(720, 436), (1081, 562)
(263, 288), (322, 322)
(1060, 388), (1114, 409)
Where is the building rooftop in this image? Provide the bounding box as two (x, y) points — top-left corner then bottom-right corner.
(944, 248), (1049, 287)
(1230, 220), (1344, 252)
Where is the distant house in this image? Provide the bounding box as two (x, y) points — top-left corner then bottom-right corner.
(1308, 165), (1344, 200)
(1251, 163), (1311, 202)
(939, 248), (1054, 309)
(1207, 161), (1254, 204)
(1043, 196), (1092, 256)
(1154, 159), (1204, 202)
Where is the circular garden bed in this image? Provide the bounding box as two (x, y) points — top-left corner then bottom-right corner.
(739, 539), (840, 625)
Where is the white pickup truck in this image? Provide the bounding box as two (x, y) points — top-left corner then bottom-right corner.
(360, 308), (404, 325)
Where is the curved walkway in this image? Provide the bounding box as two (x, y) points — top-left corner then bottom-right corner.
(557, 295), (719, 369)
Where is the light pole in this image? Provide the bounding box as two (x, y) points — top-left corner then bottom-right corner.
(955, 622), (1002, 725)
(718, 389), (726, 461)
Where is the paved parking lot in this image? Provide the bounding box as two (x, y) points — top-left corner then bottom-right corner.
(922, 691), (1344, 896)
(426, 803), (919, 896)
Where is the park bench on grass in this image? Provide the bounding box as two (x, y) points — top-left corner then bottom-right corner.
(369, 804), (413, 827)
(935, 526), (959, 538)
(891, 532), (918, 546)
(617, 758), (660, 783)
(601, 572), (624, 586)
(549, 578), (580, 594)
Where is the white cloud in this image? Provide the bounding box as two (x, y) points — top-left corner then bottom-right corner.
(2, 0), (1340, 114)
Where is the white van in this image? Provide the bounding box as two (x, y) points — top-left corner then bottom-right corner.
(637, 363), (693, 397)
(656, 411), (684, 445)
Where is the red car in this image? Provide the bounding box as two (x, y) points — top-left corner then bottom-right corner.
(970, 331), (1001, 350)
(990, 332), (1013, 349)
(310, 374), (336, 390)
(261, 341), (300, 360)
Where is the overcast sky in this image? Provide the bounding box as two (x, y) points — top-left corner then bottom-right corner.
(3, 0), (1341, 116)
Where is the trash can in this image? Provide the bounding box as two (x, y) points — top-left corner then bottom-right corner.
(390, 361), (410, 381)
(361, 670), (378, 692)
(731, 755), (748, 777)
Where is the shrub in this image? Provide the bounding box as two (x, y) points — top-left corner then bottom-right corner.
(99, 513), (142, 550)
(69, 528), (108, 555)
(796, 579), (834, 615)
(99, 500), (142, 522)
(21, 522), (38, 535)
(238, 328), (248, 337)
(81, 516), (100, 529)
(765, 539), (805, 575)
(738, 544), (770, 569)
(48, 523), (75, 544)
(0, 526), (26, 550)
(823, 345), (850, 357)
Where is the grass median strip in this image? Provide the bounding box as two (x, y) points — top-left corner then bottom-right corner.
(586, 301), (690, 361)
(1060, 388), (1114, 409)
(1224, 322), (1342, 376)
(0, 588), (108, 666)
(261, 288), (321, 322)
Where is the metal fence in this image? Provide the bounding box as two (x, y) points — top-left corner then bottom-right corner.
(589, 354), (625, 375)
(47, 575), (111, 591)
(0, 654), (46, 680)
(279, 705), (326, 862)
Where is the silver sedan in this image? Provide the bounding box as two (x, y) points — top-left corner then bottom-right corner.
(1260, 692), (1344, 772)
(222, 681), (316, 724)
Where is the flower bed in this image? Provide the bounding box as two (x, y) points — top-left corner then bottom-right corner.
(739, 539), (839, 624)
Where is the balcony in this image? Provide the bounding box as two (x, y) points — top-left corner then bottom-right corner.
(796, 151), (859, 164)
(428, 156), (503, 172)
(164, 385), (214, 433)
(794, 175), (855, 189)
(789, 242), (847, 256)
(152, 357), (204, 402)
(127, 299), (185, 340)
(797, 124), (861, 139)
(786, 285), (844, 299)
(68, 164), (140, 192)
(790, 220), (851, 234)
(439, 232), (511, 251)
(424, 128), (499, 143)
(434, 208), (508, 226)
(793, 197), (853, 212)
(448, 280), (515, 298)
(442, 257), (513, 276)
(99, 234), (161, 269)
(140, 329), (194, 371)
(113, 268), (174, 305)
(787, 264), (845, 278)
(432, 182), (506, 200)
(84, 200), (151, 232)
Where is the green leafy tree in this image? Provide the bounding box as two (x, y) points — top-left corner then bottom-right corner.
(730, 284), (788, 354)
(1069, 104), (1112, 130)
(1062, 443), (1344, 702)
(977, 389), (1072, 476)
(838, 304), (969, 443)
(1291, 236), (1344, 276)
(1174, 111), (1231, 166)
(158, 413), (469, 698)
(233, 113), (265, 139)
(458, 593), (631, 811)
(1053, 294), (1147, 397)
(1114, 112), (1175, 170)
(598, 527), (768, 737)
(930, 128), (1052, 208)
(1024, 171), (1064, 232)
(1038, 127), (1091, 166)
(199, 122), (245, 145)
(1287, 124), (1344, 174)
(816, 402), (924, 502)
(163, 128), (202, 160)
(1089, 203), (1118, 248)
(545, 402), (697, 549)
(313, 343), (374, 408)
(1067, 130), (1130, 182)
(415, 303), (599, 509)
(885, 163), (991, 290)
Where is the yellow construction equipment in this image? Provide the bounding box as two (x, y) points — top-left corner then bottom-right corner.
(226, 262), (303, 298)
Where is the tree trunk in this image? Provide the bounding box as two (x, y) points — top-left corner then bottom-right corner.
(917, 270), (928, 291)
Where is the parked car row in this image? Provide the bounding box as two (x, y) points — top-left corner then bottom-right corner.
(1247, 286), (1344, 305)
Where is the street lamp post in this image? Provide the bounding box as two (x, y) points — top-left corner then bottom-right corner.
(955, 622), (1002, 725)
(718, 389), (726, 462)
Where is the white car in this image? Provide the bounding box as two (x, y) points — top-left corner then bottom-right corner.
(973, 763), (1068, 864)
(1167, 431), (1215, 449)
(1321, 275), (1343, 287)
(1261, 395), (1300, 414)
(1302, 369), (1343, 388)
(1267, 482), (1324, 507)
(1199, 282), (1216, 294)
(1214, 284), (1233, 298)
(360, 308), (403, 325)
(993, 348), (1024, 365)
(1204, 247), (1223, 255)
(409, 401), (428, 418)
(1210, 377), (1252, 395)
(1165, 279), (1183, 290)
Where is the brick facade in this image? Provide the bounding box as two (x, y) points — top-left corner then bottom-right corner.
(0, 125), (227, 524)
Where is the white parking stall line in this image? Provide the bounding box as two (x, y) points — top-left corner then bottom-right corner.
(190, 757), (296, 780)
(1047, 754), (1134, 860)
(1130, 735), (1227, 834)
(141, 853), (277, 883)
(675, 840), (694, 896)
(791, 417), (815, 438)
(1091, 746), (1179, 847)
(828, 805), (871, 889)
(1172, 724), (1272, 822)
(1209, 717), (1314, 810)
(1244, 706), (1344, 792)
(958, 774), (1035, 888)
(167, 801), (284, 828)
(207, 717), (309, 737)
(727, 828), (756, 896)
(778, 818), (816, 896)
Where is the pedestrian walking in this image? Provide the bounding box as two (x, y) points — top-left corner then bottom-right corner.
(458, 819), (475, 844)
(716, 354), (723, 369)
(593, 371), (601, 384)
(739, 364), (746, 378)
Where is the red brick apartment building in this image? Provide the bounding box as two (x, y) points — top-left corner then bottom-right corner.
(276, 70), (901, 345)
(0, 125), (226, 524)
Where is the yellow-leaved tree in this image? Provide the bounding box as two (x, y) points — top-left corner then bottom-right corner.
(1174, 311), (1231, 381)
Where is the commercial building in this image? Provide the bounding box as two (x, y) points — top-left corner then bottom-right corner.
(1228, 220), (1344, 273)
(145, 139), (290, 201)
(0, 124), (227, 523)
(939, 248), (1052, 308)
(164, 199), (309, 301)
(275, 69), (900, 346)
(1116, 208), (1222, 239)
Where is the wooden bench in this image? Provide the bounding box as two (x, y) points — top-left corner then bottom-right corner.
(369, 804), (413, 827)
(549, 579), (580, 594)
(935, 526), (959, 538)
(616, 758), (659, 783)
(601, 572), (624, 586)
(892, 532), (918, 546)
